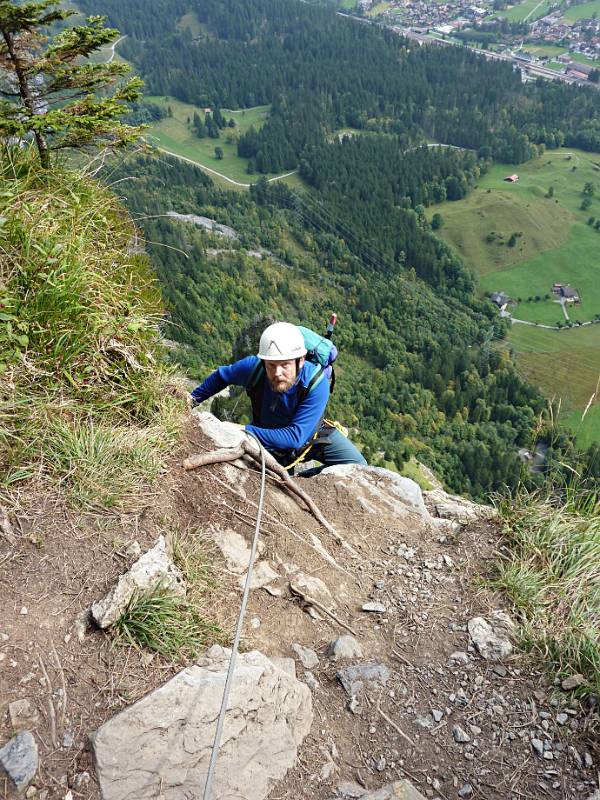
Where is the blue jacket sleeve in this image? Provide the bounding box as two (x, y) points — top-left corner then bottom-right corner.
(191, 356), (257, 404)
(245, 375), (329, 451)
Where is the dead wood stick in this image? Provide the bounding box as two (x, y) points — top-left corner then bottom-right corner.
(183, 443), (338, 539)
(38, 655), (59, 749)
(295, 593), (359, 637)
(376, 700), (415, 747)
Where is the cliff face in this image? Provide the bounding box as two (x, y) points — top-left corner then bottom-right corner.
(1, 411), (597, 799)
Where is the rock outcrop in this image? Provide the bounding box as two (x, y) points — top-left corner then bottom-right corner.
(92, 646), (313, 800)
(91, 535), (185, 629)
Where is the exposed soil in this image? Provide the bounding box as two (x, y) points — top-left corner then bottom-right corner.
(0, 416), (597, 800)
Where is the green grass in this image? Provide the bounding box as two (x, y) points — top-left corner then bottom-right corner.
(563, 403), (600, 448)
(569, 51), (599, 66)
(480, 224), (600, 325)
(500, 324), (600, 445)
(435, 151), (600, 446)
(0, 145), (181, 497)
(114, 586), (223, 659)
(366, 1), (391, 16)
(493, 490), (600, 694)
(338, 0), (357, 8)
(522, 44), (568, 58)
(562, 0), (600, 21)
(145, 96), (278, 185)
(546, 60), (566, 71)
(495, 0), (552, 21)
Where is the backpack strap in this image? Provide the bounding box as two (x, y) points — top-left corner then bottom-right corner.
(246, 360), (266, 425)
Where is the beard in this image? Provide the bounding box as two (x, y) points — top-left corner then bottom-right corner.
(268, 376), (295, 394)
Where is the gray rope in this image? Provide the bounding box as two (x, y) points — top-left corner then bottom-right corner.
(202, 431), (267, 800)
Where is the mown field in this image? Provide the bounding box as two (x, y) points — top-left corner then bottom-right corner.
(145, 97), (277, 187)
(562, 0), (600, 21)
(522, 44), (568, 58)
(501, 325), (600, 443)
(431, 148), (600, 444)
(569, 51), (599, 65)
(496, 0), (552, 22)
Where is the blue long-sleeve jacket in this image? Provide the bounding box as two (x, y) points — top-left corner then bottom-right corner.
(191, 355), (329, 452)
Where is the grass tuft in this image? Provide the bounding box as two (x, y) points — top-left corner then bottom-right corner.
(494, 488), (600, 694)
(114, 585), (223, 660)
(0, 144), (182, 504)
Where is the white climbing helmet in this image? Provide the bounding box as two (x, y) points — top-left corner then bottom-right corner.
(257, 322), (307, 361)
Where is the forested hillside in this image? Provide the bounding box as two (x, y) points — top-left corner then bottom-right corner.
(84, 0), (600, 169)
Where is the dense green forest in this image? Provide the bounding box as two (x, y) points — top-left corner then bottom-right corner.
(84, 0), (600, 169)
(106, 152), (560, 498)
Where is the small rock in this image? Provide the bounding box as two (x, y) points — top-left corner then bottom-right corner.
(337, 782), (366, 799)
(374, 579), (386, 589)
(584, 752), (593, 768)
(452, 725), (470, 744)
(303, 671), (319, 691)
(458, 785), (473, 798)
(292, 643), (319, 670)
(250, 617), (261, 630)
(348, 696), (360, 714)
(0, 633), (8, 641)
(432, 709), (443, 723)
(468, 612), (514, 661)
(72, 772), (90, 790)
(416, 715), (434, 730)
(493, 664), (508, 677)
(62, 730), (74, 748)
(125, 540), (142, 558)
(26, 787), (37, 798)
(337, 663), (391, 697)
(556, 713), (568, 726)
(327, 636), (363, 661)
(561, 674), (584, 691)
(361, 602), (386, 613)
(20, 607), (28, 616)
(0, 731), (38, 792)
(532, 738), (544, 757)
(448, 651), (470, 665)
(8, 700), (40, 730)
(376, 755), (386, 771)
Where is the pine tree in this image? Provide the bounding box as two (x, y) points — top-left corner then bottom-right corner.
(0, 0), (142, 168)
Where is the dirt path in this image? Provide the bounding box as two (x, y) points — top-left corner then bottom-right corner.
(0, 420), (597, 799)
(156, 146), (298, 188)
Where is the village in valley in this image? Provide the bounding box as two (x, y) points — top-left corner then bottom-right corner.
(351, 0), (600, 83)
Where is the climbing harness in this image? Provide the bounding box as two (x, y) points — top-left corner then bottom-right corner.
(202, 430), (267, 800)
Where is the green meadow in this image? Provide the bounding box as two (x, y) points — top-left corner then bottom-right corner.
(145, 97), (279, 187)
(562, 0), (600, 21)
(432, 148), (600, 443)
(496, 0), (552, 22)
(522, 44), (568, 58)
(569, 51), (599, 66)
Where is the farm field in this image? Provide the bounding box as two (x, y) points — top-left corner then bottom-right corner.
(366, 1), (391, 15)
(145, 97), (283, 187)
(563, 0), (600, 21)
(522, 44), (567, 58)
(546, 60), (566, 70)
(569, 51), (599, 65)
(432, 148), (600, 444)
(502, 325), (600, 446)
(496, 0), (552, 22)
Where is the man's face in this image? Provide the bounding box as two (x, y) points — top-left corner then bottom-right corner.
(264, 357), (304, 393)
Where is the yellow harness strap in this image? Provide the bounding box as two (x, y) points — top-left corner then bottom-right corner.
(284, 419), (348, 471)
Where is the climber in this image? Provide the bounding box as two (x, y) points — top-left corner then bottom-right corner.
(190, 321), (367, 474)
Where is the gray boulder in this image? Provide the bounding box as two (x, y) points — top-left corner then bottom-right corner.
(91, 535), (185, 629)
(320, 465), (428, 519)
(92, 646), (313, 800)
(424, 487), (496, 523)
(468, 611), (515, 661)
(0, 731), (38, 792)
